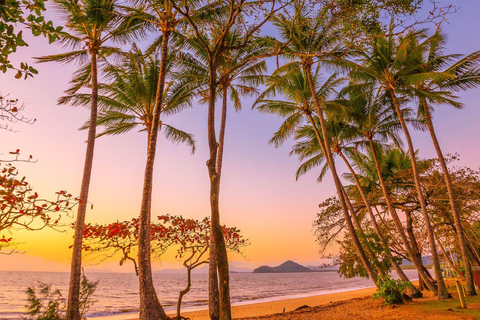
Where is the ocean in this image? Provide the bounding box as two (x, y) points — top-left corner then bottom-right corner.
(0, 270), (420, 319)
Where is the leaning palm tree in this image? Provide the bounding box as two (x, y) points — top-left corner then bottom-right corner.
(346, 28), (450, 298)
(36, 0), (140, 317)
(254, 63), (380, 285)
(408, 30), (480, 295)
(339, 88), (435, 294)
(175, 30), (269, 318)
(291, 113), (422, 297)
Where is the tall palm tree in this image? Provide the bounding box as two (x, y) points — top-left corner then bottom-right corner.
(346, 28), (450, 298)
(176, 30), (268, 318)
(36, 0), (139, 317)
(262, 3), (381, 285)
(409, 30), (480, 295)
(121, 0), (208, 316)
(254, 64), (380, 285)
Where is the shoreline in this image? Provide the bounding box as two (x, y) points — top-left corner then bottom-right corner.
(174, 285), (380, 320)
(87, 284), (379, 320)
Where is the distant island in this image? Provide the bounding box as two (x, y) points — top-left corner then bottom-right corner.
(253, 260), (336, 273)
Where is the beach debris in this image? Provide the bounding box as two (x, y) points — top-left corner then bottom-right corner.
(294, 305), (312, 311)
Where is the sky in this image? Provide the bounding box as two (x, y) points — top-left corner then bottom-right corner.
(0, 0), (480, 273)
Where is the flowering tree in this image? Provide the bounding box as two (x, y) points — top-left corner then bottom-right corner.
(0, 163), (76, 253)
(81, 215), (248, 319)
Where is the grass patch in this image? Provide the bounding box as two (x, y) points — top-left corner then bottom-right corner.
(413, 285), (480, 319)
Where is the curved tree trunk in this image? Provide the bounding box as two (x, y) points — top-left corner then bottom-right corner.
(303, 65), (378, 285)
(389, 91), (449, 299)
(339, 152), (421, 297)
(177, 267), (192, 319)
(368, 138), (437, 293)
(137, 31), (171, 320)
(65, 51), (99, 320)
(423, 105), (476, 296)
(207, 64), (231, 319)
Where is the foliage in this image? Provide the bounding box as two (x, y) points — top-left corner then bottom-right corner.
(25, 272), (98, 319)
(373, 275), (409, 305)
(0, 162), (76, 253)
(0, 0), (63, 77)
(335, 229), (397, 279)
(81, 215), (248, 275)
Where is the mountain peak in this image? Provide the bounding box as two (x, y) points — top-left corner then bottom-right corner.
(253, 260), (312, 273)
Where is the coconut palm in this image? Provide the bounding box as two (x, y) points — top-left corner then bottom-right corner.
(346, 28), (450, 298)
(408, 30), (480, 295)
(35, 0), (141, 317)
(254, 63), (380, 285)
(175, 30), (269, 318)
(339, 88), (438, 294)
(120, 1), (211, 316)
(290, 111), (423, 297)
(64, 48), (196, 149)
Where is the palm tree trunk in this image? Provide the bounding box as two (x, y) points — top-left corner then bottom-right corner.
(339, 151), (421, 296)
(207, 62), (231, 320)
(423, 104), (476, 295)
(368, 138), (437, 293)
(209, 86), (228, 320)
(341, 185), (385, 276)
(303, 66), (378, 285)
(177, 267), (192, 319)
(65, 51), (99, 320)
(137, 31), (171, 320)
(389, 90), (449, 299)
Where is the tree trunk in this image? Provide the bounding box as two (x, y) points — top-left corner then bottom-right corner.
(368, 138), (437, 293)
(137, 31), (171, 320)
(303, 65), (378, 285)
(389, 90), (449, 299)
(435, 232), (465, 280)
(339, 152), (421, 297)
(209, 236), (219, 320)
(65, 51), (99, 320)
(423, 104), (476, 295)
(341, 185), (385, 277)
(207, 62), (231, 319)
(177, 267), (192, 319)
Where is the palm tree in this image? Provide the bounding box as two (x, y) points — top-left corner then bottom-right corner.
(409, 30), (480, 295)
(64, 48), (196, 149)
(291, 112), (422, 297)
(254, 64), (380, 285)
(36, 0), (139, 317)
(343, 88), (440, 293)
(346, 28), (450, 298)
(120, 0), (205, 316)
(176, 30), (268, 318)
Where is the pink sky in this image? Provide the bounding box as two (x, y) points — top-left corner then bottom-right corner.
(0, 0), (479, 272)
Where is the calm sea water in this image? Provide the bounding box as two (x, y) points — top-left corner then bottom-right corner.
(0, 270), (420, 319)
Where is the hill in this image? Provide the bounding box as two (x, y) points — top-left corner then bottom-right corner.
(253, 260), (313, 273)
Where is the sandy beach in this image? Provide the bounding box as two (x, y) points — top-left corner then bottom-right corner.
(167, 280), (480, 320)
(169, 286), (378, 319)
